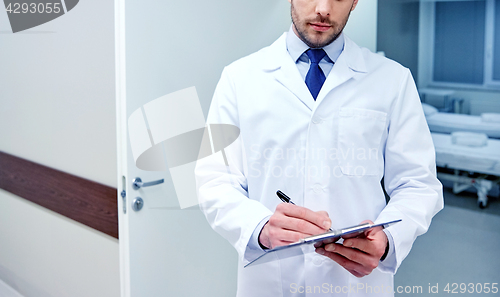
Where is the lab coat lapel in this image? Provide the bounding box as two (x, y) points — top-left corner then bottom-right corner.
(262, 34), (315, 111)
(315, 35), (367, 105)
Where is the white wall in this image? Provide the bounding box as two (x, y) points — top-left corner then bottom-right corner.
(344, 0), (378, 53)
(0, 0), (119, 296)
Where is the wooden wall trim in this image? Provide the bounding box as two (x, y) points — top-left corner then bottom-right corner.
(0, 151), (118, 239)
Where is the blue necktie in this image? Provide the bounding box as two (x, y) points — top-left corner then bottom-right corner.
(305, 49), (327, 100)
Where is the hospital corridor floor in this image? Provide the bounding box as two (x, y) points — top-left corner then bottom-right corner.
(394, 188), (500, 296)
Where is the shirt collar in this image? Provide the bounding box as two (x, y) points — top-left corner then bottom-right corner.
(286, 24), (344, 63)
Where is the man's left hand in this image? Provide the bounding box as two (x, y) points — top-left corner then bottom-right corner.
(314, 220), (388, 278)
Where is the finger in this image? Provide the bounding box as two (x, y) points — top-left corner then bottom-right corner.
(348, 269), (364, 278)
(343, 226), (386, 255)
(283, 216), (328, 235)
(315, 246), (326, 255)
(358, 220), (382, 238)
(324, 243), (379, 272)
(342, 237), (375, 254)
(272, 239), (296, 248)
(270, 214), (326, 236)
(356, 220), (374, 237)
(277, 203), (331, 230)
(313, 236), (339, 248)
(268, 226), (311, 246)
(316, 210), (329, 217)
(343, 237), (379, 254)
(315, 248), (369, 276)
(314, 241), (324, 248)
(322, 237), (339, 244)
(364, 225), (384, 239)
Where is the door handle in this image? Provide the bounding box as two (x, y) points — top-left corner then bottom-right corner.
(132, 177), (164, 190)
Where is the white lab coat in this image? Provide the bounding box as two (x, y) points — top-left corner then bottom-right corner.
(196, 33), (443, 297)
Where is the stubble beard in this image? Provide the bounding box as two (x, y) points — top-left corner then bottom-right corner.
(290, 3), (352, 49)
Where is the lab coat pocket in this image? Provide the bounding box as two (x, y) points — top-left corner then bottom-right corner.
(337, 108), (387, 176)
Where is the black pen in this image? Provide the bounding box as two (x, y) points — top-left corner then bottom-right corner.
(276, 190), (333, 232)
(276, 190), (295, 205)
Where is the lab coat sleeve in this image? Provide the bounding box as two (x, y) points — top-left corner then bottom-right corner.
(375, 68), (444, 274)
(195, 66), (274, 265)
(378, 229), (396, 271)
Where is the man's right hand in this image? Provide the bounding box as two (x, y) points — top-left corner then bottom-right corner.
(258, 203), (332, 249)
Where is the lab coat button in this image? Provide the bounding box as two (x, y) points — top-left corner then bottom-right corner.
(312, 116), (322, 124)
(313, 184), (322, 193)
(313, 256), (323, 266)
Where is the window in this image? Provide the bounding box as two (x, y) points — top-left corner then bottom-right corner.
(420, 0), (500, 89)
(494, 0), (500, 80)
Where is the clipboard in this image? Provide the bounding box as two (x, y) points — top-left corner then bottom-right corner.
(244, 219), (401, 268)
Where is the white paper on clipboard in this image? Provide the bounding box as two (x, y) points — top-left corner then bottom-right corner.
(244, 219), (402, 268)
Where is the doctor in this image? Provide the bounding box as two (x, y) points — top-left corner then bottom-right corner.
(196, 0), (443, 296)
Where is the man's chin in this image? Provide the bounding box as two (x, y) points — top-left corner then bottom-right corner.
(313, 33), (341, 48)
(305, 37), (333, 48)
(294, 24), (339, 48)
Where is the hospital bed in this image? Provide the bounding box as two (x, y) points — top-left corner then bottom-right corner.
(431, 132), (500, 208)
(422, 103), (500, 138)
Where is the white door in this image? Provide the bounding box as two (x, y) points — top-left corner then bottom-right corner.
(115, 1), (291, 296)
